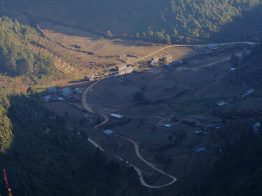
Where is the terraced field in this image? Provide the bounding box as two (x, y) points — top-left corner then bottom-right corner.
(37, 21), (192, 73)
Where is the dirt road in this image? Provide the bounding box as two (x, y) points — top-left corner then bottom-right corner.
(120, 136), (177, 188)
(81, 78), (178, 189)
(131, 42), (257, 64)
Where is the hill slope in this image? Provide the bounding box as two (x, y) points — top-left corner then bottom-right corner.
(0, 16), (57, 77)
(6, 0), (262, 42)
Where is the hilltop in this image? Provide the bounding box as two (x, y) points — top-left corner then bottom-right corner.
(5, 0), (262, 42)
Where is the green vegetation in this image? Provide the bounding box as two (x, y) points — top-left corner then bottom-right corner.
(0, 93), (140, 196)
(7, 0), (262, 42)
(208, 122), (262, 196)
(0, 88), (13, 153)
(0, 17), (56, 77)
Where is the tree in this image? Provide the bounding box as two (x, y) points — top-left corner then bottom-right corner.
(164, 34), (171, 44)
(0, 106), (13, 153)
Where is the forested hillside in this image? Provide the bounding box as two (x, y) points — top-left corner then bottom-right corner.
(0, 88), (13, 153)
(0, 17), (56, 76)
(0, 93), (140, 196)
(0, 17), (142, 195)
(6, 0), (262, 42)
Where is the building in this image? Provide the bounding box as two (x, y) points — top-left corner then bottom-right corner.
(47, 86), (57, 94)
(171, 60), (184, 66)
(195, 146), (207, 153)
(241, 89), (255, 98)
(162, 55), (173, 64)
(43, 95), (51, 103)
(253, 122), (261, 134)
(57, 97), (65, 102)
(231, 49), (251, 66)
(110, 113), (124, 119)
(104, 129), (114, 135)
(217, 100), (228, 107)
(74, 88), (83, 94)
(195, 129), (203, 134)
(118, 64), (134, 75)
(127, 53), (138, 58)
(163, 124), (173, 128)
(150, 57), (159, 66)
(61, 87), (71, 97)
(207, 44), (219, 50)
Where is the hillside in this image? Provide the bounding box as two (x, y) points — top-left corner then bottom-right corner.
(0, 17), (142, 195)
(5, 0), (262, 42)
(0, 17), (57, 77)
(0, 92), (140, 196)
(1, 3), (262, 195)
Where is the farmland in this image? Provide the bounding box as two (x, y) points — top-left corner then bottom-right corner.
(0, 9), (262, 196)
(39, 25), (261, 192)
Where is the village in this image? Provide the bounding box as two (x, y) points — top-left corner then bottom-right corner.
(38, 36), (262, 188)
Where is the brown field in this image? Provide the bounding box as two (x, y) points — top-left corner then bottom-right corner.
(41, 42), (262, 187)
(28, 15), (262, 188)
(36, 20), (192, 77)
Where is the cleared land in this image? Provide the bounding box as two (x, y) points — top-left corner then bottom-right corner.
(43, 39), (262, 188)
(36, 20), (192, 78)
(32, 16), (261, 189)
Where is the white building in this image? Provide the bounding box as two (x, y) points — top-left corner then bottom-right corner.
(207, 44), (219, 50)
(43, 95), (51, 103)
(163, 55), (173, 64)
(110, 113), (124, 119)
(241, 89), (255, 98)
(253, 122), (261, 131)
(150, 57), (159, 66)
(163, 124), (173, 128)
(47, 86), (57, 94)
(217, 100), (228, 107)
(118, 64), (134, 75)
(104, 129), (114, 135)
(61, 87), (71, 97)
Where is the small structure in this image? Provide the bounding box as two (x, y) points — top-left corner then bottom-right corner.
(110, 113), (123, 119)
(163, 124), (173, 128)
(47, 86), (57, 94)
(74, 88), (83, 94)
(241, 89), (255, 98)
(127, 53), (138, 58)
(84, 75), (95, 82)
(195, 129), (203, 134)
(171, 60), (184, 66)
(207, 44), (219, 50)
(61, 87), (71, 97)
(57, 97), (65, 102)
(217, 100), (228, 107)
(150, 57), (159, 66)
(253, 122), (261, 134)
(195, 146), (207, 153)
(103, 129), (113, 135)
(118, 64), (134, 75)
(205, 123), (224, 130)
(162, 55), (173, 64)
(231, 49), (251, 66)
(43, 95), (51, 103)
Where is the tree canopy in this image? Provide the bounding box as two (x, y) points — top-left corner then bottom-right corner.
(0, 17), (55, 76)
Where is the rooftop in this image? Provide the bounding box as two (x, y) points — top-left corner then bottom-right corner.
(103, 129), (114, 135)
(110, 113), (124, 119)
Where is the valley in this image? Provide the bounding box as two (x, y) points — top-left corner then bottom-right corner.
(1, 4), (262, 195)
(33, 20), (261, 193)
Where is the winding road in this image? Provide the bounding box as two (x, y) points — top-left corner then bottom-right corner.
(120, 136), (177, 188)
(130, 41), (258, 64)
(81, 78), (178, 189)
(81, 40), (258, 189)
